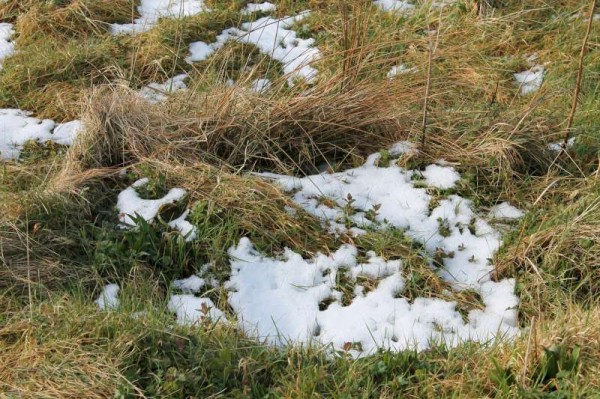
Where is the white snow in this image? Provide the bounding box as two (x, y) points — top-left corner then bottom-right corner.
(187, 12), (321, 85)
(111, 0), (207, 35)
(0, 23), (15, 69)
(168, 295), (224, 325)
(172, 275), (206, 293)
(514, 65), (544, 95)
(96, 284), (120, 310)
(168, 209), (198, 241)
(117, 178), (186, 225)
(549, 136), (576, 152)
(243, 143), (522, 355)
(421, 164), (460, 189)
(116, 178), (198, 241)
(432, 0), (457, 7)
(488, 202), (525, 220)
(251, 78), (272, 93)
(226, 238), (518, 356)
(139, 73), (188, 103)
(387, 64), (417, 78)
(186, 40), (214, 62)
(50, 120), (83, 146)
(374, 0), (415, 13)
(0, 109), (82, 160)
(263, 155), (503, 287)
(242, 2), (277, 14)
(389, 140), (416, 156)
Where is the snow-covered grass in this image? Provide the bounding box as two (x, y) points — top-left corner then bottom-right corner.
(514, 65), (545, 95)
(0, 23), (15, 69)
(186, 11), (321, 84)
(138, 73), (189, 103)
(2, 0), (600, 397)
(117, 178), (198, 241)
(0, 109), (81, 160)
(110, 0), (207, 35)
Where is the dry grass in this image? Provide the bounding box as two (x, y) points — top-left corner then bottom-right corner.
(55, 71), (422, 178)
(0, 296), (134, 399)
(498, 179), (600, 311)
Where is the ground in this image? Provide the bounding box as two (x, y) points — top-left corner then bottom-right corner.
(1, 0), (600, 397)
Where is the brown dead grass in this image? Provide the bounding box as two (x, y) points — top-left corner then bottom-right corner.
(0, 296), (133, 399)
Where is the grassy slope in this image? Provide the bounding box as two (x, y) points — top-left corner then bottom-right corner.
(1, 0), (600, 397)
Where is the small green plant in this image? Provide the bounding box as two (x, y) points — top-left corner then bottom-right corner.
(532, 345), (581, 387)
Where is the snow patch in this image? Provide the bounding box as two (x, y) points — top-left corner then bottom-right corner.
(186, 40), (214, 62)
(251, 78), (272, 93)
(374, 0), (415, 13)
(514, 65), (544, 95)
(421, 164), (460, 189)
(96, 284), (120, 310)
(248, 142), (522, 354)
(226, 238), (519, 356)
(488, 202), (525, 220)
(172, 275), (206, 293)
(168, 295), (224, 325)
(139, 73), (188, 103)
(549, 136), (576, 152)
(168, 209), (198, 241)
(117, 178), (187, 226)
(387, 64), (417, 78)
(111, 0), (207, 35)
(0, 109), (82, 160)
(242, 2), (277, 14)
(116, 178), (198, 241)
(0, 23), (15, 69)
(187, 12), (320, 85)
(389, 140), (417, 156)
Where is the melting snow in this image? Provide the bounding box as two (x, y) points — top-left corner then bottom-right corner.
(187, 12), (321, 85)
(242, 2), (277, 14)
(387, 64), (417, 78)
(96, 284), (120, 310)
(389, 140), (417, 156)
(111, 0), (207, 35)
(168, 295), (224, 325)
(549, 136), (576, 152)
(139, 73), (188, 103)
(168, 209), (198, 241)
(0, 23), (15, 69)
(514, 65), (544, 95)
(488, 202), (525, 221)
(172, 275), (206, 293)
(421, 164), (460, 189)
(243, 144), (523, 355)
(374, 0), (415, 12)
(111, 144), (522, 356)
(0, 109), (82, 160)
(116, 178), (198, 241)
(251, 78), (272, 93)
(226, 238), (518, 356)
